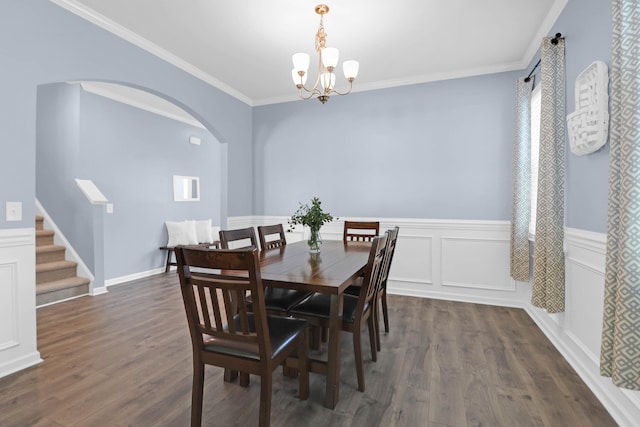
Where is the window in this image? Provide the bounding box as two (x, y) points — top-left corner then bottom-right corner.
(529, 85), (541, 237)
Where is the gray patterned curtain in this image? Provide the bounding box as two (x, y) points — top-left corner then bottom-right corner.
(510, 77), (533, 282)
(600, 0), (640, 391)
(531, 37), (566, 313)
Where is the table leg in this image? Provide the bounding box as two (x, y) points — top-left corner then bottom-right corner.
(325, 293), (344, 409)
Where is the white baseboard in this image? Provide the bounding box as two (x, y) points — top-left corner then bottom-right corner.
(104, 267), (166, 287)
(522, 227), (640, 427)
(0, 351), (42, 379)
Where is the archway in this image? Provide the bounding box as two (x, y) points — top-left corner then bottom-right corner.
(35, 80), (228, 298)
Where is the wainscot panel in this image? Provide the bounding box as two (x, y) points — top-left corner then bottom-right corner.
(525, 228), (640, 427)
(0, 228), (41, 378)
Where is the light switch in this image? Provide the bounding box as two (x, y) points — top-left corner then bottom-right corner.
(106, 203), (114, 214)
(6, 202), (22, 221)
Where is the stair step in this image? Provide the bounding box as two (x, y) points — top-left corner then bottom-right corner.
(36, 215), (44, 231)
(36, 244), (66, 264)
(36, 229), (54, 246)
(36, 260), (78, 284)
(36, 277), (90, 306)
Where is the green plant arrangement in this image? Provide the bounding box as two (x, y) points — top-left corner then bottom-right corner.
(289, 197), (334, 253)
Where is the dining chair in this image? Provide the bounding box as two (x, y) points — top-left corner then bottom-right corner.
(255, 224), (313, 316)
(374, 226), (399, 350)
(257, 224), (287, 250)
(343, 220), (380, 243)
(344, 227), (398, 350)
(289, 234), (387, 392)
(175, 246), (309, 427)
(219, 227), (258, 250)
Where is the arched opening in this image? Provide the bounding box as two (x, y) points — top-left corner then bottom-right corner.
(35, 80), (228, 302)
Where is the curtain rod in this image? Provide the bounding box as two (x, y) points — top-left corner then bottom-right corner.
(524, 33), (563, 83)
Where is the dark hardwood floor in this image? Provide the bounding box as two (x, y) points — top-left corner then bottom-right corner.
(0, 273), (617, 426)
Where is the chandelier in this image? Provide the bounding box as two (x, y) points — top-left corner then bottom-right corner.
(291, 4), (359, 104)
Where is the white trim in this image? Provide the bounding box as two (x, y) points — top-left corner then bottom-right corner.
(36, 293), (90, 308)
(79, 82), (205, 129)
(50, 0), (253, 106)
(0, 228), (40, 379)
(525, 303), (639, 427)
(565, 227), (607, 252)
(520, 0), (569, 78)
(388, 279), (523, 309)
(0, 352), (42, 379)
(0, 228), (34, 248)
(566, 256), (605, 276)
(105, 267), (166, 288)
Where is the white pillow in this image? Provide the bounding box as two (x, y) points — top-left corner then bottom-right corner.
(165, 220), (198, 247)
(194, 219), (214, 243)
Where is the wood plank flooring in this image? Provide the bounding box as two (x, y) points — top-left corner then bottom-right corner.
(0, 274), (617, 426)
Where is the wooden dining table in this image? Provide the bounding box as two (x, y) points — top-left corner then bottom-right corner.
(258, 239), (371, 409)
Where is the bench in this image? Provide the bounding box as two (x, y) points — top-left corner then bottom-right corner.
(159, 241), (220, 273)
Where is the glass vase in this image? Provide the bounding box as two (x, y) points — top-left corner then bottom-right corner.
(308, 228), (322, 253)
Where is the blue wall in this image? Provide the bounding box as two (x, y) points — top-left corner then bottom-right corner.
(37, 83), (223, 278)
(1, 0), (615, 282)
(253, 0), (613, 233)
(523, 0), (612, 233)
(253, 72), (520, 220)
(555, 0), (612, 233)
(0, 0), (253, 234)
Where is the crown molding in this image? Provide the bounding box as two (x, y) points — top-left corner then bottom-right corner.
(50, 0), (254, 106)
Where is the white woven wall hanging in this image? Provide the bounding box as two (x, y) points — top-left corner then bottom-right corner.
(566, 60), (609, 155)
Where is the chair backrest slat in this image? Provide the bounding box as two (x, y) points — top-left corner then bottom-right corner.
(258, 224), (287, 250)
(219, 227), (258, 250)
(355, 235), (387, 314)
(378, 227), (399, 293)
(175, 247), (269, 356)
(343, 221), (380, 243)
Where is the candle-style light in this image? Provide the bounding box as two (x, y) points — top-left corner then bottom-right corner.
(291, 4), (359, 104)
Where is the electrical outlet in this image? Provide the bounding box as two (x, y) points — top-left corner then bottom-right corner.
(6, 202), (22, 221)
(106, 203), (114, 214)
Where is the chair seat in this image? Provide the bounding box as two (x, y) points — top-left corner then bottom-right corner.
(246, 288), (313, 313)
(265, 288), (314, 312)
(203, 314), (308, 360)
(344, 277), (364, 296)
(289, 293), (367, 324)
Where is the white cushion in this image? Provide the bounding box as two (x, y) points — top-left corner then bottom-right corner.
(194, 219), (214, 243)
(165, 220), (198, 247)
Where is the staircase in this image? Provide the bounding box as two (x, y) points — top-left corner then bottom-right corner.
(36, 216), (90, 306)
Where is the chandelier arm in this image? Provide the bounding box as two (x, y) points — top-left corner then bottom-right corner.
(297, 88), (321, 101)
(330, 81), (354, 96)
(296, 47), (326, 99)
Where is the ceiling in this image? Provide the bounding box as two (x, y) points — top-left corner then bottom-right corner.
(53, 0), (568, 106)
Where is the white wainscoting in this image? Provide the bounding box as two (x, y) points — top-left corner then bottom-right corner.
(228, 217), (640, 426)
(229, 217), (524, 306)
(524, 227), (640, 427)
(0, 228), (42, 378)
